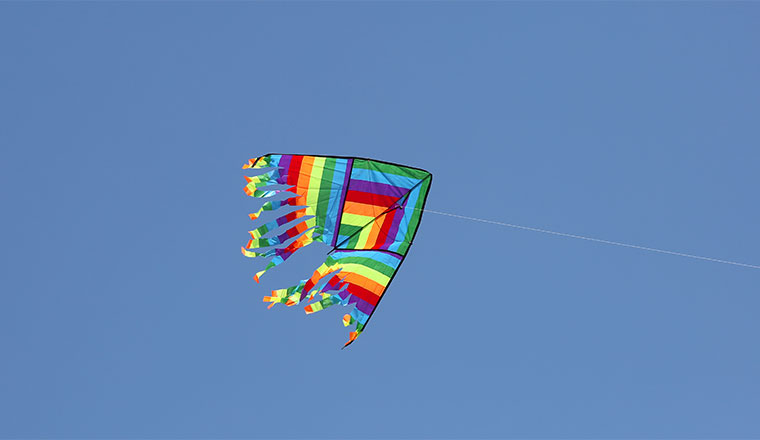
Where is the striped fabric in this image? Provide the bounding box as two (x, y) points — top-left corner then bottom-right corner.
(242, 154), (432, 346)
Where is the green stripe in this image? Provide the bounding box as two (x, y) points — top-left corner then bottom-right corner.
(353, 159), (431, 180)
(336, 224), (361, 243)
(331, 256), (398, 277)
(345, 233), (363, 249)
(315, 157), (336, 229)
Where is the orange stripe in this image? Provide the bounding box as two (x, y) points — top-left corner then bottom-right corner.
(341, 272), (387, 297)
(343, 200), (384, 217)
(365, 217), (385, 249)
(295, 156), (315, 204)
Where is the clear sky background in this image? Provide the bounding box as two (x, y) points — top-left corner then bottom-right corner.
(1, 2), (759, 438)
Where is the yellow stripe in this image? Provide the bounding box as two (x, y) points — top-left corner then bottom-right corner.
(306, 157), (326, 208)
(338, 263), (391, 285)
(354, 224), (373, 249)
(340, 212), (374, 227)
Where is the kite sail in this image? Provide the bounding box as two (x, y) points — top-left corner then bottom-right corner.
(241, 154), (432, 347)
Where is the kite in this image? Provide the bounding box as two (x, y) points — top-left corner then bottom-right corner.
(241, 154), (432, 347)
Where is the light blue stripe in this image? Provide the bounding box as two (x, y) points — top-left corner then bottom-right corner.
(321, 158), (350, 244)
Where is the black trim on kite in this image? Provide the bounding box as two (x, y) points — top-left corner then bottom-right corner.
(252, 152), (433, 176)
(330, 248), (405, 258)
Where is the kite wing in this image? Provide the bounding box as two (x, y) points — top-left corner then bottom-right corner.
(242, 154), (432, 346)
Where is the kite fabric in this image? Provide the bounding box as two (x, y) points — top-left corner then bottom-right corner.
(241, 154), (432, 347)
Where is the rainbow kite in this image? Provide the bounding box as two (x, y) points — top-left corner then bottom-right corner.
(241, 154), (432, 347)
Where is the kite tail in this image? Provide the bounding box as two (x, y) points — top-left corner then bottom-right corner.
(251, 231), (318, 282)
(241, 159), (328, 283)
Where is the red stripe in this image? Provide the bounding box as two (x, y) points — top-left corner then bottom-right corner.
(280, 234), (309, 255)
(302, 278), (317, 296)
(344, 190), (397, 208)
(282, 208), (306, 224)
(277, 222), (306, 242)
(375, 208), (397, 249)
(286, 155), (304, 186)
(346, 283), (380, 306)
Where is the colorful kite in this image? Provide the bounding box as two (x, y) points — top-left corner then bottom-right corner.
(241, 154), (432, 347)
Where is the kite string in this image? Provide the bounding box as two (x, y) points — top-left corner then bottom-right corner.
(417, 208), (760, 271)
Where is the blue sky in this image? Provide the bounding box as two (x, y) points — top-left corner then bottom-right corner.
(1, 2), (759, 438)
